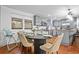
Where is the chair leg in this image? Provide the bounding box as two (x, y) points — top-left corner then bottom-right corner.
(28, 47), (32, 54)
(47, 52), (49, 54)
(30, 47), (32, 53)
(21, 46), (33, 54)
(32, 46), (34, 53)
(22, 46), (25, 54)
(46, 52), (48, 54)
(56, 51), (58, 54)
(22, 46), (27, 54)
(12, 36), (18, 46)
(28, 47), (30, 53)
(24, 47), (29, 54)
(6, 36), (18, 51)
(25, 47), (31, 54)
(19, 43), (23, 53)
(51, 51), (58, 54)
(6, 37), (10, 51)
(52, 52), (53, 54)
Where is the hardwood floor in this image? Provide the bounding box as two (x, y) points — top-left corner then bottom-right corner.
(0, 44), (79, 54)
(59, 45), (79, 54)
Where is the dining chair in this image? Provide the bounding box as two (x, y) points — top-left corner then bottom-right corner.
(17, 32), (34, 54)
(3, 28), (17, 51)
(46, 35), (58, 44)
(40, 33), (64, 54)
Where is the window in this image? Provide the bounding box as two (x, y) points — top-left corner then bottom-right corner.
(11, 17), (23, 29)
(24, 20), (32, 29)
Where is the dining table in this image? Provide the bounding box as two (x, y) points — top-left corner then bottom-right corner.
(25, 34), (52, 54)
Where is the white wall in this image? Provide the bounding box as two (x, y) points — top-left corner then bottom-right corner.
(0, 6), (34, 47)
(0, 6), (1, 28)
(0, 6), (1, 39)
(77, 17), (79, 29)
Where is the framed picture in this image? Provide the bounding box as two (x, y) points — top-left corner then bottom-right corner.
(11, 17), (23, 29)
(24, 20), (32, 29)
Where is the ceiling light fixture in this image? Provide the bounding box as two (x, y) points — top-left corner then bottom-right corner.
(67, 8), (73, 21)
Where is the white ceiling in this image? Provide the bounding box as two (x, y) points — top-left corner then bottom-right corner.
(4, 5), (79, 17)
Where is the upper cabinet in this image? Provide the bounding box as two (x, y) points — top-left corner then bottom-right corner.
(34, 15), (48, 26)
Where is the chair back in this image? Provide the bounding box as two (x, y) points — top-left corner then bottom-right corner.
(3, 28), (13, 36)
(50, 33), (64, 52)
(17, 32), (29, 47)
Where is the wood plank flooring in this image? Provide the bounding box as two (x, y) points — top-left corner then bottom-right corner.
(59, 45), (79, 54)
(0, 43), (79, 54)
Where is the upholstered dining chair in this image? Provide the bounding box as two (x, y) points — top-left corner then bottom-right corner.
(40, 33), (64, 54)
(3, 28), (17, 51)
(17, 32), (34, 54)
(46, 35), (58, 44)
